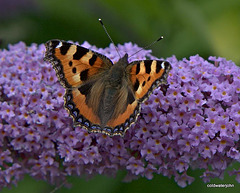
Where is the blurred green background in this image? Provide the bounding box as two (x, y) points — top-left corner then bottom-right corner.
(1, 0), (240, 192)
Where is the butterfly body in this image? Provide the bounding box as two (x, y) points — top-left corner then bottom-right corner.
(44, 40), (171, 136)
(94, 54), (129, 127)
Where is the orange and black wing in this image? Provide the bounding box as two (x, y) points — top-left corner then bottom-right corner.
(44, 39), (113, 132)
(103, 60), (172, 136)
(127, 60), (172, 102)
(44, 39), (112, 88)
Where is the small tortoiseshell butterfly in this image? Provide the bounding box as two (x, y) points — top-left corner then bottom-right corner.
(44, 40), (171, 136)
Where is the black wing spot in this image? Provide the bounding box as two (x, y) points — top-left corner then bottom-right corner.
(72, 67), (77, 74)
(156, 61), (163, 73)
(89, 55), (97, 66)
(69, 61), (73, 66)
(142, 81), (146, 87)
(73, 46), (88, 60)
(80, 69), (89, 81)
(136, 63), (140, 74)
(133, 79), (140, 92)
(144, 61), (152, 74)
(147, 76), (151, 81)
(60, 42), (71, 55)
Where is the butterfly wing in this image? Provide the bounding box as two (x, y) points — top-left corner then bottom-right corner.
(104, 59), (172, 136)
(127, 60), (172, 102)
(44, 40), (112, 88)
(104, 89), (140, 136)
(44, 39), (113, 131)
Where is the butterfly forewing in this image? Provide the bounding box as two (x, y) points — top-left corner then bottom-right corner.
(127, 60), (171, 102)
(44, 40), (112, 88)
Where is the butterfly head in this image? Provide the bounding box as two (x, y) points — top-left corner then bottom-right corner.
(108, 53), (129, 87)
(116, 53), (129, 67)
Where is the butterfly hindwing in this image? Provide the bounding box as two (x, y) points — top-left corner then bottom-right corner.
(105, 98), (140, 135)
(44, 40), (112, 88)
(64, 88), (101, 127)
(127, 60), (171, 102)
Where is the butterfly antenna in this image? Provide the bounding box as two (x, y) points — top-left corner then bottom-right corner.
(98, 18), (121, 58)
(129, 36), (164, 58)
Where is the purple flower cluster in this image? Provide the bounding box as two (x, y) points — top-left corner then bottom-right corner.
(0, 41), (240, 189)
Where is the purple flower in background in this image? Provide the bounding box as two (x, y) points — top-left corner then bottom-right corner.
(0, 41), (240, 189)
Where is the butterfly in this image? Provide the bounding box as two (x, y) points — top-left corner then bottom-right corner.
(44, 40), (171, 136)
